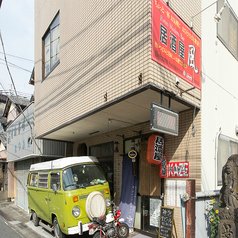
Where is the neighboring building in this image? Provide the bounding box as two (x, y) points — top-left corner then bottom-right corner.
(1, 94), (31, 201)
(33, 0), (238, 237)
(201, 0), (238, 191)
(0, 93), (8, 191)
(6, 102), (68, 210)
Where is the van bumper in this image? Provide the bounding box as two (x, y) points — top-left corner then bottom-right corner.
(68, 221), (93, 235)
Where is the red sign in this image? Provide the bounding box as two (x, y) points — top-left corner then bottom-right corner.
(168, 162), (189, 178)
(147, 135), (164, 165)
(151, 0), (201, 90)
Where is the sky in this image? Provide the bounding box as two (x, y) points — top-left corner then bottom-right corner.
(0, 0), (34, 99)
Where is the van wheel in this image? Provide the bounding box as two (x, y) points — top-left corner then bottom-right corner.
(53, 217), (66, 238)
(32, 211), (39, 226)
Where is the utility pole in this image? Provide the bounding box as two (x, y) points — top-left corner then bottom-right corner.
(186, 179), (196, 238)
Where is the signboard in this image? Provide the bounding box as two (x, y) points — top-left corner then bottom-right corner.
(147, 134), (164, 165)
(150, 103), (179, 136)
(168, 161), (189, 178)
(159, 206), (174, 238)
(151, 0), (201, 90)
(160, 155), (167, 178)
(128, 150), (137, 160)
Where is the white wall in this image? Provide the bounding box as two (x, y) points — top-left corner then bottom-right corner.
(201, 0), (238, 191)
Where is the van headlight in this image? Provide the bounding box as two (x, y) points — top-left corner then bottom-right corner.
(106, 198), (111, 207)
(72, 206), (80, 217)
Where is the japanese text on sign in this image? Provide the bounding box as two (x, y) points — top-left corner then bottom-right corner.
(159, 206), (174, 238)
(147, 134), (164, 165)
(152, 0), (201, 90)
(168, 162), (189, 178)
(160, 155), (167, 178)
(153, 136), (163, 161)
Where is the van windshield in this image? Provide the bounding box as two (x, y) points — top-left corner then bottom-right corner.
(62, 163), (107, 191)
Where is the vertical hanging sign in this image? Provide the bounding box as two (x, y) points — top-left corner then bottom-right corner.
(160, 155), (167, 178)
(151, 0), (201, 90)
(147, 134), (164, 165)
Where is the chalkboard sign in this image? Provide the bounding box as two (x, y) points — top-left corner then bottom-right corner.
(159, 206), (174, 238)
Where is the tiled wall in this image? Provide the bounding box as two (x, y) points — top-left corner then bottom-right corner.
(34, 0), (201, 138)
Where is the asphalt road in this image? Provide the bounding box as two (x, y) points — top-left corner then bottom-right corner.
(0, 215), (24, 238)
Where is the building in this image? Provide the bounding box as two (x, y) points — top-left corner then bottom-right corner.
(201, 0), (238, 191)
(0, 93), (8, 191)
(6, 101), (67, 210)
(34, 0), (238, 237)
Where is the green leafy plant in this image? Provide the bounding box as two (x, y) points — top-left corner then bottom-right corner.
(207, 197), (219, 238)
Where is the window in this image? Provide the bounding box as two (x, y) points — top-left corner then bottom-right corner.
(43, 12), (60, 78)
(29, 173), (38, 187)
(62, 164), (106, 191)
(89, 142), (114, 196)
(217, 0), (238, 59)
(38, 173), (49, 188)
(51, 172), (61, 190)
(217, 135), (238, 186)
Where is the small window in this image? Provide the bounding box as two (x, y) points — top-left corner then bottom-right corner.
(29, 173), (38, 187)
(38, 173), (49, 188)
(217, 135), (238, 186)
(43, 12), (60, 78)
(217, 0), (238, 59)
(51, 172), (61, 190)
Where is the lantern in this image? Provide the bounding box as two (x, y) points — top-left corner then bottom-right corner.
(147, 135), (164, 165)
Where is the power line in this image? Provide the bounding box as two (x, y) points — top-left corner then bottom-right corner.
(0, 60), (32, 73)
(0, 30), (42, 155)
(0, 52), (34, 62)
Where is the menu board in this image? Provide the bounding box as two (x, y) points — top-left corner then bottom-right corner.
(159, 206), (174, 238)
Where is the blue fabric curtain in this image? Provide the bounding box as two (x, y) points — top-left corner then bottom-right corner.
(119, 155), (138, 228)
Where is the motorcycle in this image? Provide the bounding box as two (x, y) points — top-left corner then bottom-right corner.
(88, 200), (129, 238)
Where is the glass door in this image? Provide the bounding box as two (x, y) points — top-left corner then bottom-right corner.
(142, 196), (162, 235)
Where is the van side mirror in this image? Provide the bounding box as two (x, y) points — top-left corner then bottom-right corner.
(52, 184), (57, 193)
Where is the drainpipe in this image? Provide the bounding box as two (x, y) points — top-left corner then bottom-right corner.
(214, 128), (222, 189)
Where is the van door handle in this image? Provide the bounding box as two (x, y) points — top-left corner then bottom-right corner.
(48, 198), (51, 201)
(45, 198), (48, 201)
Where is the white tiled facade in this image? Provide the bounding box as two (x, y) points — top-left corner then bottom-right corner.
(34, 1), (203, 237)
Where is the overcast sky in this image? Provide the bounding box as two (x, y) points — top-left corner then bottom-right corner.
(0, 0), (34, 98)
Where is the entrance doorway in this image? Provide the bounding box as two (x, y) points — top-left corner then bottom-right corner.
(141, 196), (162, 235)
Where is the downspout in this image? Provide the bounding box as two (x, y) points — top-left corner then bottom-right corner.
(214, 127), (222, 189)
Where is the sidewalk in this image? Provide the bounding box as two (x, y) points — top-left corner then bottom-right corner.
(0, 200), (52, 238)
(0, 194), (151, 238)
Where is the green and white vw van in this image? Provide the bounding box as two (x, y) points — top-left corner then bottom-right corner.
(27, 156), (111, 238)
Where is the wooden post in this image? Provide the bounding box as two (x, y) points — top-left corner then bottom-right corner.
(186, 179), (195, 238)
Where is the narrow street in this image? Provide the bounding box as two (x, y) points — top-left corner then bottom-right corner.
(0, 215), (23, 238)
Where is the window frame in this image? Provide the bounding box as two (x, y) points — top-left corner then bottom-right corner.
(42, 11), (60, 80)
(217, 135), (238, 186)
(50, 172), (61, 191)
(29, 173), (38, 187)
(38, 173), (49, 188)
(217, 0), (238, 60)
